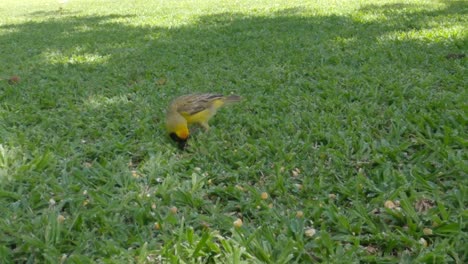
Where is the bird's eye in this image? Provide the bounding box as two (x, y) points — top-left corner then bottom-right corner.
(169, 133), (180, 142)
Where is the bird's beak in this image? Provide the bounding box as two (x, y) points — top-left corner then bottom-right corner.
(170, 133), (188, 150)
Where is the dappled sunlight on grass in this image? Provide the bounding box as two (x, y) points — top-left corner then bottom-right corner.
(0, 144), (20, 183)
(83, 94), (133, 109)
(379, 25), (466, 43)
(43, 50), (110, 65)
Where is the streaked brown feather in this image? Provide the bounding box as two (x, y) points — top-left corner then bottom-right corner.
(173, 94), (224, 115)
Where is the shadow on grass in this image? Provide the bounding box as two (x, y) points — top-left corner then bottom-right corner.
(0, 2), (464, 154)
(27, 9), (80, 17)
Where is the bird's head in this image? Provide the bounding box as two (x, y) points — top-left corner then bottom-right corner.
(169, 131), (189, 150)
(166, 112), (190, 149)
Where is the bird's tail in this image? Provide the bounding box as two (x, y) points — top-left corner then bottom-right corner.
(223, 95), (242, 104)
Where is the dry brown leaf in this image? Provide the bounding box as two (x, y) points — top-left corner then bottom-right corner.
(415, 198), (434, 214)
(365, 245), (379, 254)
(156, 78), (167, 85)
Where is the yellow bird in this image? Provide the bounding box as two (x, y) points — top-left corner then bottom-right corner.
(166, 93), (242, 149)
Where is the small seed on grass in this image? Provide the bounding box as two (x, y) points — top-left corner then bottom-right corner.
(419, 238), (428, 247)
(296, 211), (304, 218)
(292, 168), (301, 177)
(235, 185), (245, 191)
(83, 199), (89, 206)
(151, 203), (157, 209)
(328, 193), (337, 200)
(261, 192), (269, 200)
(233, 218), (243, 228)
(305, 228), (316, 237)
(169, 206), (178, 214)
(57, 214), (65, 223)
(83, 190), (88, 195)
(131, 170), (139, 178)
(146, 254), (158, 262)
(423, 228), (433, 235)
(384, 200), (396, 209)
(294, 184), (303, 191)
(49, 198), (56, 206)
(154, 222), (161, 230)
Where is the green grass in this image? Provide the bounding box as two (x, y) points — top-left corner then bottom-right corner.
(0, 0), (466, 262)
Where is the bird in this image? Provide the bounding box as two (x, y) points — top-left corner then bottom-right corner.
(165, 93), (242, 149)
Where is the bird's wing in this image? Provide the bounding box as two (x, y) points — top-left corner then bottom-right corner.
(176, 94), (224, 115)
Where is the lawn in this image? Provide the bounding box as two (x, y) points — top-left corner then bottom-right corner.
(0, 0), (466, 263)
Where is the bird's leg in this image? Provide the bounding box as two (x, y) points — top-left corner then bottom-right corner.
(200, 122), (210, 131)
